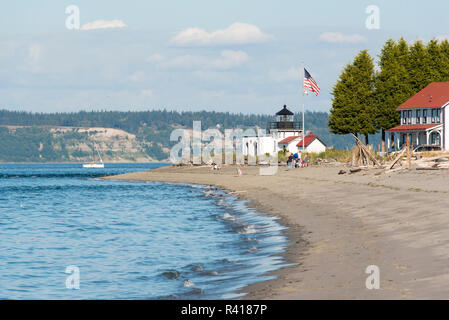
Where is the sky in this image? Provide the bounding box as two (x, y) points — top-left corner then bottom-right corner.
(1, 0), (449, 114)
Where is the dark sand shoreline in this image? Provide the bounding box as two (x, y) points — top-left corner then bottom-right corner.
(104, 164), (449, 299)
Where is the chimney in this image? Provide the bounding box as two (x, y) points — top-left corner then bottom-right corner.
(309, 131), (313, 136)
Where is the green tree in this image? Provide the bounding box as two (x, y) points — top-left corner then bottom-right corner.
(436, 39), (449, 81)
(329, 50), (376, 144)
(426, 39), (443, 83)
(373, 38), (413, 151)
(408, 40), (429, 92)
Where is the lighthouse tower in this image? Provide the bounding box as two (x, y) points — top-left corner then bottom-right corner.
(267, 105), (303, 139)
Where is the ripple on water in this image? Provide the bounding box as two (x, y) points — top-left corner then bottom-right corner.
(0, 164), (290, 299)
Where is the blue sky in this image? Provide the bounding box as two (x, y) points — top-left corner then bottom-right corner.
(1, 0), (448, 114)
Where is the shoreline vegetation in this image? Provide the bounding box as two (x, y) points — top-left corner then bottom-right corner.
(104, 163), (449, 299)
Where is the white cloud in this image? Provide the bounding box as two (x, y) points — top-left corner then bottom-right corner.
(269, 67), (300, 83)
(170, 22), (273, 46)
(150, 50), (249, 70)
(81, 20), (127, 31)
(127, 71), (145, 83)
(210, 50), (249, 69)
(18, 44), (44, 74)
(140, 89), (154, 98)
(28, 44), (42, 62)
(146, 53), (165, 63)
(319, 32), (366, 43)
(435, 35), (449, 42)
(162, 55), (203, 69)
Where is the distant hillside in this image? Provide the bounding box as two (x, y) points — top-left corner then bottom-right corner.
(0, 109), (357, 162)
(0, 126), (157, 163)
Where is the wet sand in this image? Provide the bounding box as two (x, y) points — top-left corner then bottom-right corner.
(104, 164), (449, 299)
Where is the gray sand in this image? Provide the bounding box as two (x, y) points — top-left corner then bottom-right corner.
(105, 165), (449, 299)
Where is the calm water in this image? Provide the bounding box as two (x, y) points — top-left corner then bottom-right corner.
(0, 163), (289, 299)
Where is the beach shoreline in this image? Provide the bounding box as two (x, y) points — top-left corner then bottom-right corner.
(104, 164), (449, 299)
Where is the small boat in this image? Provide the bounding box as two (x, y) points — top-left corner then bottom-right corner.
(83, 144), (104, 169)
(82, 163), (104, 169)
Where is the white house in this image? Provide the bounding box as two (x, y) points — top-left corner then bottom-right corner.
(243, 105), (327, 157)
(295, 132), (327, 153)
(386, 82), (449, 151)
(278, 135), (302, 153)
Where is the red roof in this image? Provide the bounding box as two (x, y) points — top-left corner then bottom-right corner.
(296, 135), (317, 147)
(278, 136), (300, 144)
(398, 82), (449, 109)
(386, 124), (439, 132)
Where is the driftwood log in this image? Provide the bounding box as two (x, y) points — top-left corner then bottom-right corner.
(350, 134), (380, 167)
(387, 148), (406, 170)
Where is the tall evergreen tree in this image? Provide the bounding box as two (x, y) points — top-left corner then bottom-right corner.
(372, 38), (413, 151)
(436, 39), (449, 81)
(329, 50), (376, 144)
(408, 40), (429, 92)
(426, 39), (443, 83)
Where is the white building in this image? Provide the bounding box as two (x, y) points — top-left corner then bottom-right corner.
(386, 82), (449, 151)
(243, 105), (327, 157)
(296, 132), (327, 153)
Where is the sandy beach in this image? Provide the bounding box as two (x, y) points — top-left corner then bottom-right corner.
(104, 164), (449, 299)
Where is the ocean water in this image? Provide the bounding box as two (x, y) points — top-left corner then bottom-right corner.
(0, 163), (289, 299)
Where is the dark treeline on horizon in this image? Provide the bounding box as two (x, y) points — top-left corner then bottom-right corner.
(0, 108), (355, 150)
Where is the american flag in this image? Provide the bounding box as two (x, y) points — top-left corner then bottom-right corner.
(303, 68), (320, 95)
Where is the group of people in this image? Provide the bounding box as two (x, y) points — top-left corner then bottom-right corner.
(287, 152), (308, 169)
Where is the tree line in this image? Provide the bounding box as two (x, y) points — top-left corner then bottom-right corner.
(328, 38), (449, 149)
(0, 109), (355, 161)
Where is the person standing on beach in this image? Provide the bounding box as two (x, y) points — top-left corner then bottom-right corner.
(236, 164), (242, 176)
(287, 154), (293, 170)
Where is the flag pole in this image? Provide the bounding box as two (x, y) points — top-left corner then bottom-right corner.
(302, 61), (305, 152)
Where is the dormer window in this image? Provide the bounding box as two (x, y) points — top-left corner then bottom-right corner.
(416, 110), (421, 124)
(402, 111), (407, 124)
(436, 109), (441, 123)
(423, 109), (427, 124)
(407, 110), (412, 124)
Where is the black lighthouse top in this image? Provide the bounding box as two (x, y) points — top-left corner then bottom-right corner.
(276, 105), (294, 116)
(267, 104), (301, 132)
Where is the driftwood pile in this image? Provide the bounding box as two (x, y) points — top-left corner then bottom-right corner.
(415, 155), (449, 170)
(342, 134), (449, 175)
(384, 135), (449, 172)
(350, 134), (380, 167)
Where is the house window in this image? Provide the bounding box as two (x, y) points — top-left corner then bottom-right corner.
(431, 109), (436, 123)
(402, 111), (406, 124)
(416, 110), (420, 124)
(436, 109), (441, 123)
(423, 109), (427, 124)
(408, 110), (412, 124)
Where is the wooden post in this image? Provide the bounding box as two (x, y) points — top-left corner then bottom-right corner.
(406, 135), (411, 169)
(352, 146), (357, 166)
